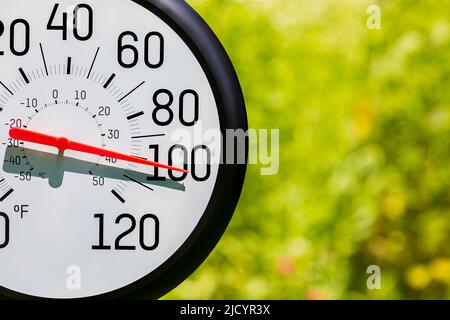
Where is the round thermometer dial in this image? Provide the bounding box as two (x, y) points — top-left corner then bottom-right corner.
(0, 0), (246, 299)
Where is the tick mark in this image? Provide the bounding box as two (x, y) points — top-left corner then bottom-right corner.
(19, 68), (30, 84)
(67, 57), (72, 75)
(127, 111), (144, 121)
(124, 174), (154, 191)
(131, 134), (165, 139)
(118, 81), (145, 103)
(87, 47), (100, 79)
(39, 43), (49, 76)
(0, 188), (14, 202)
(103, 73), (116, 89)
(111, 189), (125, 203)
(0, 81), (13, 96)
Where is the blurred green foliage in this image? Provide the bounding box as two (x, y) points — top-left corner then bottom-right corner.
(165, 0), (450, 299)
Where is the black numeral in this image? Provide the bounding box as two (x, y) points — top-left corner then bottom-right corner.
(0, 213), (10, 249)
(105, 157), (117, 164)
(10, 19), (30, 56)
(19, 171), (31, 181)
(117, 31), (164, 69)
(191, 145), (212, 182)
(117, 31), (138, 68)
(9, 118), (22, 128)
(92, 176), (104, 186)
(144, 32), (164, 68)
(164, 144), (211, 182)
(148, 144), (166, 181)
(47, 4), (67, 40)
(92, 214), (111, 250)
(8, 155), (21, 166)
(25, 98), (38, 108)
(0, 21), (4, 56)
(152, 89), (174, 126)
(179, 90), (199, 126)
(115, 214), (136, 250)
(107, 129), (120, 140)
(47, 3), (93, 41)
(73, 4), (93, 41)
(98, 106), (111, 116)
(93, 214), (159, 251)
(140, 214), (159, 250)
(152, 89), (199, 127)
(168, 145), (189, 181)
(75, 90), (87, 100)
(0, 19), (30, 56)
(7, 138), (19, 148)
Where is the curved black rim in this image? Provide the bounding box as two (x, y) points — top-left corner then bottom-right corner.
(0, 0), (247, 300)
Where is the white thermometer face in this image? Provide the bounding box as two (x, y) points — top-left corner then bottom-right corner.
(0, 0), (221, 298)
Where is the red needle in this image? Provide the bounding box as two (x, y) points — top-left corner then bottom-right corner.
(9, 127), (188, 173)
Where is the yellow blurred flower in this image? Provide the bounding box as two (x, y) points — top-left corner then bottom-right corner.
(368, 232), (406, 261)
(353, 101), (375, 141)
(382, 193), (406, 220)
(367, 236), (387, 257)
(405, 265), (431, 290)
(430, 258), (450, 282)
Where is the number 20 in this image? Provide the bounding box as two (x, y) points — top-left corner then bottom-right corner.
(0, 19), (30, 56)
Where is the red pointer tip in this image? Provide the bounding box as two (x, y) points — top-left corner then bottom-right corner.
(9, 127), (188, 173)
